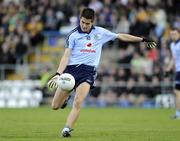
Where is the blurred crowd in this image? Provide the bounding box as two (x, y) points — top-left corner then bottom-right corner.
(0, 0), (179, 107)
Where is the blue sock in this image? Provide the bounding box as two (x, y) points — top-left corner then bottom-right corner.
(176, 109), (180, 116)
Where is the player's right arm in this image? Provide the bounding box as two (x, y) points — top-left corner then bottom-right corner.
(57, 48), (72, 74)
(48, 48), (72, 89)
(48, 28), (75, 89)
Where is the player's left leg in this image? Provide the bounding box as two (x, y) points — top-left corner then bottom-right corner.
(51, 87), (71, 110)
(61, 82), (90, 137)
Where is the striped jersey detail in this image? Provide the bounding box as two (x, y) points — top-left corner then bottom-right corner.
(65, 27), (78, 48)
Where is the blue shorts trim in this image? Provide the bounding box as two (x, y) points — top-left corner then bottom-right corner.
(64, 64), (97, 90)
(175, 72), (180, 90)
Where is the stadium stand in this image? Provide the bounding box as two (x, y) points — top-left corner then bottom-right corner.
(0, 0), (179, 108)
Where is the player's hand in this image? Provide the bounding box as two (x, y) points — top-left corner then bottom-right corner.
(142, 38), (157, 48)
(47, 72), (61, 90)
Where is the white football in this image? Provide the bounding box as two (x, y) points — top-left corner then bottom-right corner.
(58, 73), (75, 91)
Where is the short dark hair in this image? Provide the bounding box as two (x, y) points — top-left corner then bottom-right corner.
(80, 8), (95, 22)
(171, 27), (180, 33)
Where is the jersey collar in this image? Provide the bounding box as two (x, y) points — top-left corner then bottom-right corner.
(77, 25), (95, 34)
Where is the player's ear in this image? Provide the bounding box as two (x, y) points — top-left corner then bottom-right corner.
(92, 16), (96, 24)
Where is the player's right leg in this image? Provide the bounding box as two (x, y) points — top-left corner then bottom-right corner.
(172, 72), (180, 119)
(51, 87), (71, 110)
(61, 82), (91, 137)
(172, 89), (180, 119)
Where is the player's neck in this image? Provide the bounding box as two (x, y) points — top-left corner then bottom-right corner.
(77, 25), (95, 34)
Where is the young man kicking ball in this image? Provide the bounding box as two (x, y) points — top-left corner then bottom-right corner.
(48, 8), (156, 137)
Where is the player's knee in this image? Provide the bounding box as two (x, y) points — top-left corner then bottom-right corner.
(51, 103), (60, 110)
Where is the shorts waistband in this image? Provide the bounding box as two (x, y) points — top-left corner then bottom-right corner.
(67, 64), (96, 71)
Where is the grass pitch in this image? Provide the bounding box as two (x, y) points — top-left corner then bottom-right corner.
(0, 107), (180, 141)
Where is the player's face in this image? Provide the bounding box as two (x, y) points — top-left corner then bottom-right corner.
(80, 17), (93, 33)
(170, 30), (180, 41)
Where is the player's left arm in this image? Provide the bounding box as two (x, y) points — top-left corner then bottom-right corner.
(117, 33), (157, 48)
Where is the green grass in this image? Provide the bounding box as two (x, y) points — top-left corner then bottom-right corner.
(0, 107), (180, 141)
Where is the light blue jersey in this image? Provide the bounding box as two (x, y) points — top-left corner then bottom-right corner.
(65, 26), (118, 68)
(170, 40), (180, 72)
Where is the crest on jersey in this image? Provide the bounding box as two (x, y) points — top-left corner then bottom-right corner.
(86, 35), (91, 40)
(94, 33), (101, 40)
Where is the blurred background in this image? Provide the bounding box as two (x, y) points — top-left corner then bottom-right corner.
(0, 0), (179, 108)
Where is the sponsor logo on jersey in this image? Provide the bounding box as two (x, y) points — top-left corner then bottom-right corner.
(86, 43), (92, 47)
(80, 49), (96, 53)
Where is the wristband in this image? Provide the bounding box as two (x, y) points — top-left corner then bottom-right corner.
(142, 38), (152, 42)
(56, 72), (61, 76)
(49, 72), (61, 80)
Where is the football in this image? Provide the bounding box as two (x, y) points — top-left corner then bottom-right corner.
(58, 73), (75, 91)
